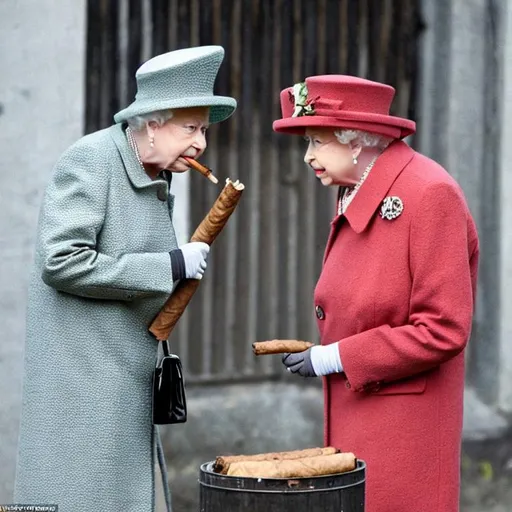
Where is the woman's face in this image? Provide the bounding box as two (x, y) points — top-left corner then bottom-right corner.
(149, 107), (210, 172)
(303, 128), (360, 187)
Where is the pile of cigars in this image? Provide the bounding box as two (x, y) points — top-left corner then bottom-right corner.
(213, 446), (357, 479)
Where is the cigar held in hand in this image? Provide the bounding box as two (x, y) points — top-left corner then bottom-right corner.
(149, 179), (244, 341)
(252, 339), (315, 355)
(214, 446), (338, 474)
(226, 452), (357, 478)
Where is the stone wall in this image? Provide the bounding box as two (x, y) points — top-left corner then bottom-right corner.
(0, 0), (86, 500)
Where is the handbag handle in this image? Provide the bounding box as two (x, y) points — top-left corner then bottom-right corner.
(162, 339), (170, 357)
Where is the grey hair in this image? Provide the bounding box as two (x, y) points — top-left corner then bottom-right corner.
(334, 129), (392, 150)
(126, 109), (174, 132)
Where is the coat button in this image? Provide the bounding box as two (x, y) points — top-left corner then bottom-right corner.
(315, 305), (325, 320)
(345, 381), (351, 389)
(157, 188), (167, 201)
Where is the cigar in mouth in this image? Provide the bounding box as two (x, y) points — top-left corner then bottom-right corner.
(183, 156), (218, 184)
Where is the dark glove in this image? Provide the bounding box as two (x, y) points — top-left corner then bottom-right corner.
(282, 349), (317, 377)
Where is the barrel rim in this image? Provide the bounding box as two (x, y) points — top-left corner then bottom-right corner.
(199, 459), (366, 482)
(199, 459), (366, 490)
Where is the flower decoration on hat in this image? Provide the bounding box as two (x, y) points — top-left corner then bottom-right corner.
(288, 82), (318, 118)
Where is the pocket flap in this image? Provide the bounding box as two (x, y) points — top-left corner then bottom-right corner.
(370, 374), (427, 395)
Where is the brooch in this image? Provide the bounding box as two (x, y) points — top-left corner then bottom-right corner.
(380, 196), (404, 220)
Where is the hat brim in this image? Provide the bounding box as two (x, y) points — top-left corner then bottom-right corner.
(273, 111), (416, 140)
(113, 96), (237, 124)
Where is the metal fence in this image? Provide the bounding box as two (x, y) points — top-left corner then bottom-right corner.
(86, 0), (422, 384)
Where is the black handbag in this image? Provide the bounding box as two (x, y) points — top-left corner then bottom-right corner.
(152, 340), (187, 424)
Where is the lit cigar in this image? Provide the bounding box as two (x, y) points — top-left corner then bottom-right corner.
(183, 156), (218, 184)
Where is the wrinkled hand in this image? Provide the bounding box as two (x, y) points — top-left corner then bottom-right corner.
(282, 349), (317, 377)
(180, 242), (210, 280)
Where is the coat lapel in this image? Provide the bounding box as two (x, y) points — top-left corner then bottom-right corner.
(322, 141), (415, 264)
(108, 124), (170, 200)
(344, 140), (415, 234)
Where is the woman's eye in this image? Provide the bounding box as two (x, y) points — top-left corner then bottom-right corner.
(201, 127), (208, 135)
(185, 125), (196, 132)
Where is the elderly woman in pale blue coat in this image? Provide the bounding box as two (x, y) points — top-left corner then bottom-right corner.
(14, 46), (236, 512)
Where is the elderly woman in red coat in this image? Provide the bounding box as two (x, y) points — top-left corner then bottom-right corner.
(271, 76), (479, 512)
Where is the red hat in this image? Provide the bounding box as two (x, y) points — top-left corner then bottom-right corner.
(273, 75), (416, 139)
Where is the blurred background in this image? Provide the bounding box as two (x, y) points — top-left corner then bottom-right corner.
(1, 0), (511, 510)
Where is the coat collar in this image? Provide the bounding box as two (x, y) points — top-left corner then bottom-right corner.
(108, 124), (170, 199)
(341, 140), (415, 233)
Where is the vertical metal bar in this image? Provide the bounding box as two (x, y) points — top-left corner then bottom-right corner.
(243, 0), (262, 373)
(208, 0), (230, 379)
(299, 0), (318, 343)
(117, 0), (130, 110)
(198, 0), (216, 378)
(212, 0), (221, 43)
(151, 0), (169, 55)
(317, 0), (327, 73)
(346, 0), (359, 75)
(284, 0), (301, 340)
(254, 0), (267, 375)
(232, 0), (251, 372)
(277, 0), (293, 342)
(223, 0), (241, 375)
(127, 0), (142, 101)
(141, 0), (152, 61)
(168, 0), (178, 49)
(99, 0), (118, 129)
(339, 0), (348, 72)
(357, 0), (368, 77)
(85, 0), (101, 134)
(385, 0), (401, 94)
(407, 1), (422, 122)
(325, 0), (339, 73)
(267, 0), (283, 375)
(378, 0), (393, 84)
(190, 0), (200, 47)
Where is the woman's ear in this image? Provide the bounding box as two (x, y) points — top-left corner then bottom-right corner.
(350, 142), (363, 161)
(146, 121), (158, 139)
(146, 122), (158, 149)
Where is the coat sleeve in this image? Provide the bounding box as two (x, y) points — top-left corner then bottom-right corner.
(338, 181), (479, 391)
(38, 143), (174, 301)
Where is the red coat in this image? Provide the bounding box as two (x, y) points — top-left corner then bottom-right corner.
(314, 141), (479, 512)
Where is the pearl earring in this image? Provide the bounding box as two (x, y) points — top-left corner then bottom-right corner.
(149, 136), (155, 148)
(353, 156), (358, 165)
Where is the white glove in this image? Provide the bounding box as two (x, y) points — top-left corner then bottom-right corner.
(180, 242), (210, 280)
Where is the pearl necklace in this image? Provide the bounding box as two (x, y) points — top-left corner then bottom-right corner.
(126, 127), (145, 170)
(338, 155), (379, 215)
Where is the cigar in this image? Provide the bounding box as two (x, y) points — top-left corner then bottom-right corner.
(226, 452), (357, 478)
(252, 340), (315, 356)
(183, 156), (218, 184)
(149, 178), (244, 341)
(214, 447), (338, 475)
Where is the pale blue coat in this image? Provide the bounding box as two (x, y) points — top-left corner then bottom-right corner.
(14, 124), (177, 511)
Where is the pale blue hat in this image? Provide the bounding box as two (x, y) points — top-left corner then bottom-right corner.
(114, 46), (237, 124)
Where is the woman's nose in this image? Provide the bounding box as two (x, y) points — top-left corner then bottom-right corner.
(194, 132), (207, 151)
(304, 145), (314, 164)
